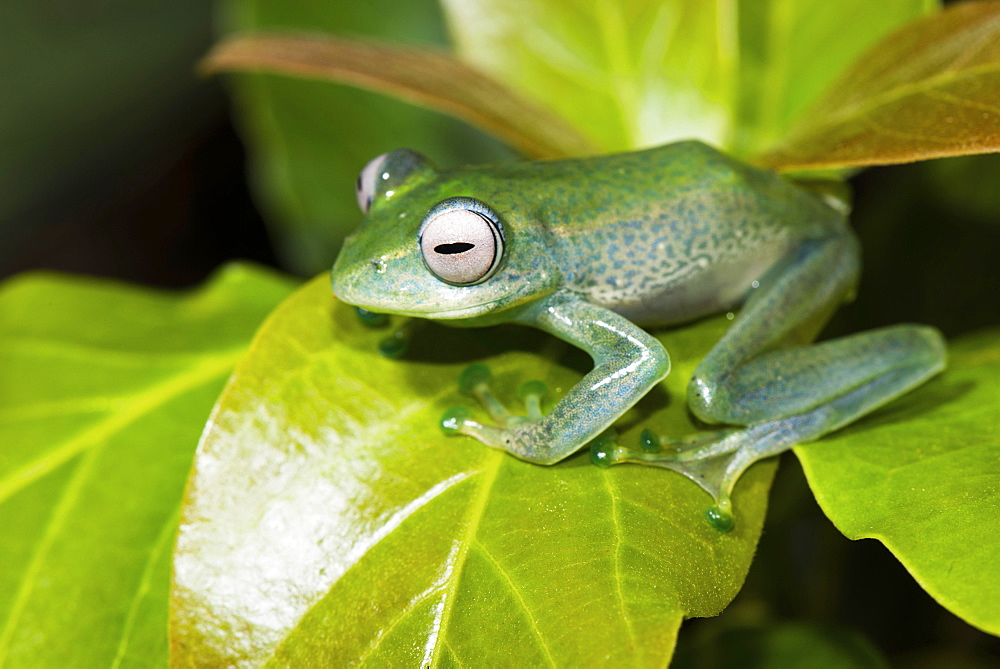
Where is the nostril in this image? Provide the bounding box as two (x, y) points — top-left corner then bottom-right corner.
(370, 256), (388, 274)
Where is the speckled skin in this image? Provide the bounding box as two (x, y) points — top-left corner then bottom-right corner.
(331, 141), (946, 527)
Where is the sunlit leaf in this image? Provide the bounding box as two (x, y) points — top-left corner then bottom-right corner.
(0, 265), (296, 667)
(203, 34), (596, 161)
(796, 328), (1000, 636)
(171, 275), (776, 666)
(440, 0), (738, 152)
(439, 0), (935, 157)
(755, 1), (1000, 171)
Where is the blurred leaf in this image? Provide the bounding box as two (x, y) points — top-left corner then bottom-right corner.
(439, 1), (935, 157)
(796, 328), (1000, 636)
(0, 264), (296, 667)
(923, 153), (1000, 221)
(733, 0), (937, 157)
(755, 1), (1000, 171)
(440, 0), (738, 152)
(674, 621), (887, 669)
(215, 0), (514, 275)
(171, 275), (775, 666)
(203, 34), (596, 159)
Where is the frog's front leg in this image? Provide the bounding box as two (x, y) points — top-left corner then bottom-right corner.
(444, 289), (670, 464)
(597, 234), (946, 530)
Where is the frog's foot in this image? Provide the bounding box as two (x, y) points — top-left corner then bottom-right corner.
(590, 425), (786, 532)
(440, 363), (548, 449)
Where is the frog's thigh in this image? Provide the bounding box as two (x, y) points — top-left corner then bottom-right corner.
(690, 233), (874, 426)
(699, 324), (946, 426)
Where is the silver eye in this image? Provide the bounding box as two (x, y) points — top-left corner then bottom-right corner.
(355, 153), (388, 214)
(419, 199), (504, 285)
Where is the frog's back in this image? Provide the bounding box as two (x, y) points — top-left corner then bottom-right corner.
(536, 141), (847, 326)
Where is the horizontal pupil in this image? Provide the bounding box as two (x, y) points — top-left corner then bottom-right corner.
(435, 242), (475, 254)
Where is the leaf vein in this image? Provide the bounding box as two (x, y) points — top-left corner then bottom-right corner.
(110, 505), (180, 669)
(600, 474), (638, 655)
(0, 444), (100, 662)
(472, 540), (557, 667)
(427, 451), (503, 666)
(0, 350), (242, 505)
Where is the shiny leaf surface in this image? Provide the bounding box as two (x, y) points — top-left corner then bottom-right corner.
(796, 328), (1000, 636)
(755, 1), (1000, 171)
(171, 275), (776, 666)
(0, 265), (296, 667)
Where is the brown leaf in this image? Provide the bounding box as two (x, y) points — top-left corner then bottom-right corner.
(201, 33), (597, 160)
(754, 1), (1000, 172)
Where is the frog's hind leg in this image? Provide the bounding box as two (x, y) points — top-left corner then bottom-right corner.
(597, 234), (946, 531)
(595, 325), (945, 530)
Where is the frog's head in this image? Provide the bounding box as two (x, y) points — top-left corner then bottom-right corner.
(331, 149), (560, 320)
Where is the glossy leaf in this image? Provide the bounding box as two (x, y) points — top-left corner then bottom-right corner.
(204, 34), (596, 161)
(755, 1), (1000, 171)
(171, 275), (776, 666)
(0, 265), (296, 667)
(214, 0), (516, 274)
(796, 328), (1000, 636)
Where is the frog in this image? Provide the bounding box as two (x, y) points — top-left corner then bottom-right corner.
(330, 141), (946, 530)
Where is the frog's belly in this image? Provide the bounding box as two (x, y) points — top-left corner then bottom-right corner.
(584, 249), (786, 327)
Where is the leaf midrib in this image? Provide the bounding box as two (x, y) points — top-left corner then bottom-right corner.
(426, 450), (504, 667)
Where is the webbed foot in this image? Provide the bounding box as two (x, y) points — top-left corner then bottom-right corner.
(590, 427), (765, 533)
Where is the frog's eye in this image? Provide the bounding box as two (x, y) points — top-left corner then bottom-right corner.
(419, 199), (504, 286)
(355, 152), (388, 215)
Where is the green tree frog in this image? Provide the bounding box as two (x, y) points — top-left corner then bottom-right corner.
(330, 142), (945, 530)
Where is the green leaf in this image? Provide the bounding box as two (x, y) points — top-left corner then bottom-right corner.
(440, 0), (739, 152)
(171, 275), (775, 666)
(754, 1), (1000, 172)
(0, 264), (296, 667)
(214, 0), (516, 274)
(439, 1), (935, 157)
(795, 328), (1000, 636)
(203, 34), (596, 160)
(733, 0), (937, 157)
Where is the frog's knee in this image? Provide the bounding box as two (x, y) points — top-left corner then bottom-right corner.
(687, 375), (730, 424)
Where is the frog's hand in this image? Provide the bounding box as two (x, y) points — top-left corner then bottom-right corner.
(448, 290), (670, 465)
